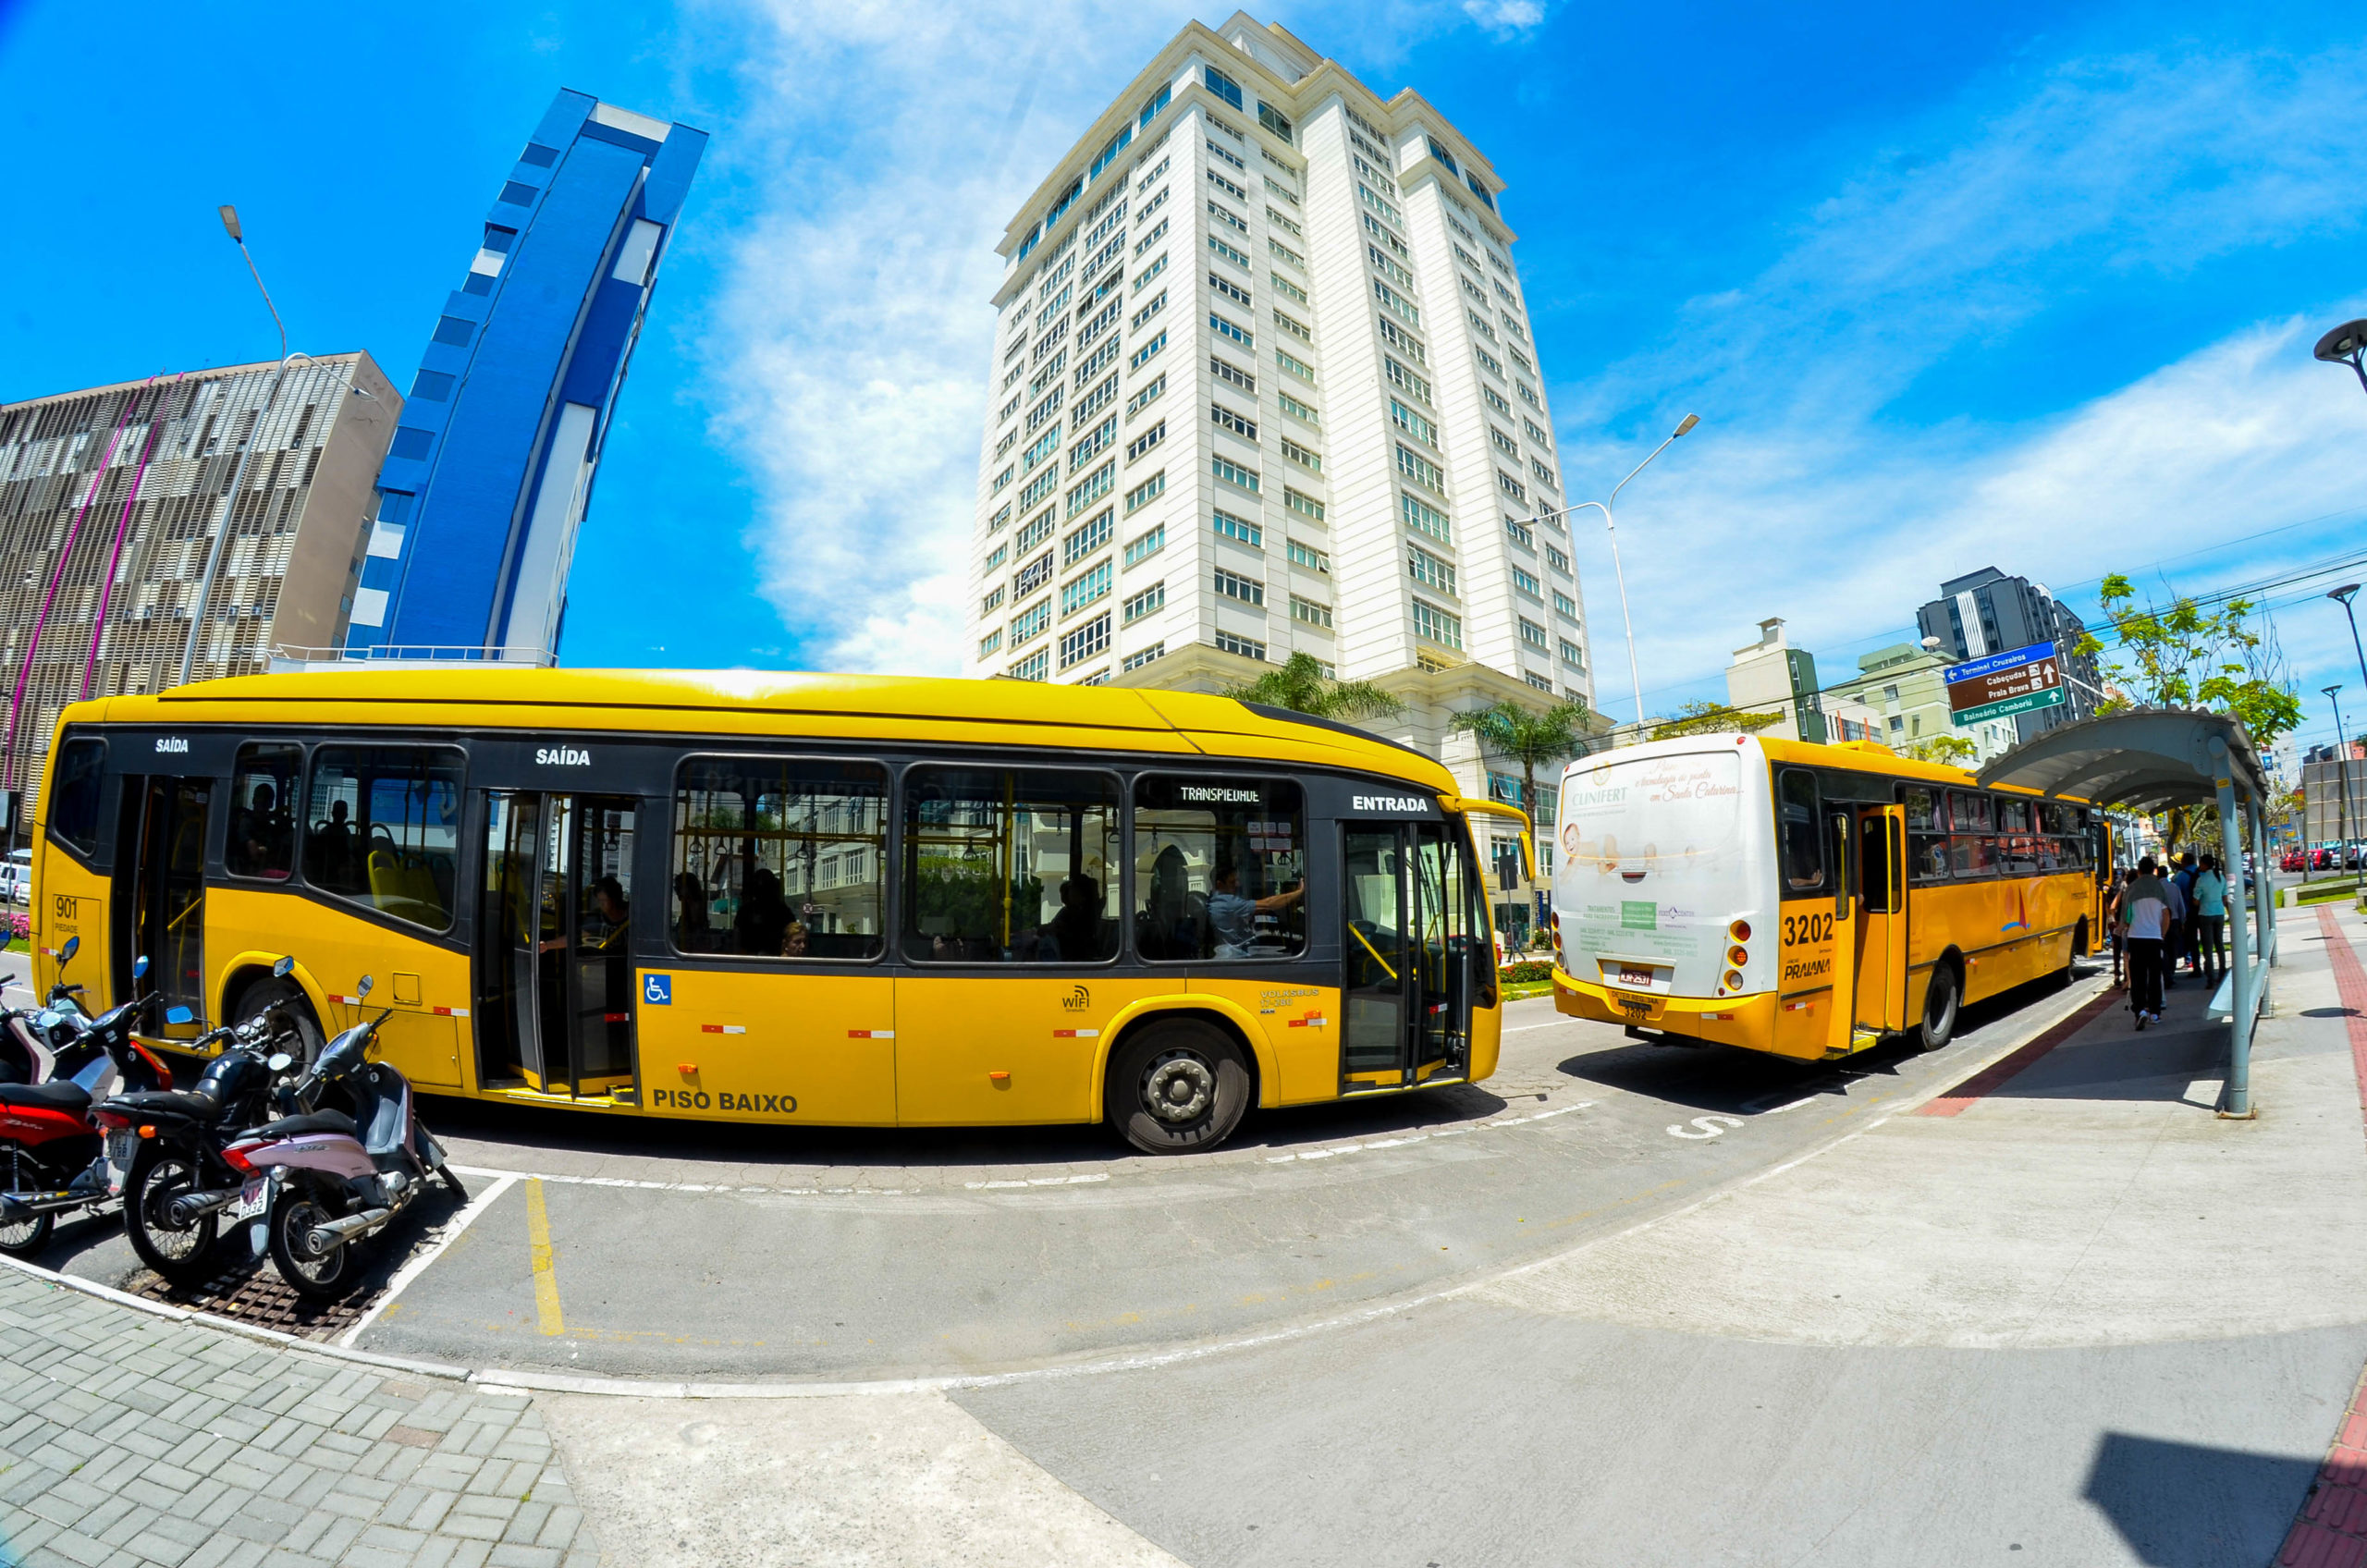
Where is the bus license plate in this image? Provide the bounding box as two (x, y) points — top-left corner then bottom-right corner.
(1617, 965), (1654, 988)
(228, 1179), (269, 1222)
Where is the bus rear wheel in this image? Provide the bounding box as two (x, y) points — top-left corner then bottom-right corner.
(1106, 1019), (1250, 1155)
(1917, 964), (1961, 1052)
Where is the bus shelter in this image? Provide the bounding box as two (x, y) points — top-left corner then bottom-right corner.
(1975, 709), (2276, 1114)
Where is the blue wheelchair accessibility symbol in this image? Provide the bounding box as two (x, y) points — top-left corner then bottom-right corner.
(643, 973), (672, 1006)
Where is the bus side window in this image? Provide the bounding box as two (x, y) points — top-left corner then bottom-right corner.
(1902, 785), (1949, 882)
(226, 743), (302, 880)
(47, 738), (106, 856)
(1777, 769), (1823, 892)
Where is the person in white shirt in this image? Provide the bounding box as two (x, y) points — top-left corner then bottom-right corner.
(2122, 857), (2171, 1026)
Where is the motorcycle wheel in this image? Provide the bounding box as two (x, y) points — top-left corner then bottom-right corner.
(0, 1143), (53, 1256)
(122, 1145), (223, 1285)
(266, 1184), (358, 1301)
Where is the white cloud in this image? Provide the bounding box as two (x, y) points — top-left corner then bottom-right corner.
(1554, 43), (2367, 719)
(1462, 0), (1546, 34)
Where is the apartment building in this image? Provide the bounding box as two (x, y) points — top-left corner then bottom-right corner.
(0, 356), (401, 809)
(961, 13), (1590, 728)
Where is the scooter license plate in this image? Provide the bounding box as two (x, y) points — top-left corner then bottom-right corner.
(227, 1178), (269, 1222)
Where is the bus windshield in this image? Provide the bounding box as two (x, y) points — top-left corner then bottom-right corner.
(1554, 748), (1756, 993)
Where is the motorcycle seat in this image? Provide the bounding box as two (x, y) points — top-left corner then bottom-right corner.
(247, 1109), (357, 1141)
(0, 1080), (91, 1113)
(105, 1089), (221, 1122)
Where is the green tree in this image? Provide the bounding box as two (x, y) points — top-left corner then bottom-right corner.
(1450, 698), (1595, 818)
(1225, 652), (1404, 721)
(1901, 734), (1979, 766)
(2079, 574), (2303, 747)
(1648, 699), (1786, 741)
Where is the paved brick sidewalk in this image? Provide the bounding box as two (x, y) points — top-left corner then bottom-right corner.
(0, 1269), (604, 1568)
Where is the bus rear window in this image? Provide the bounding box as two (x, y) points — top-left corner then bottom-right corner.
(305, 746), (464, 930)
(46, 738), (104, 855)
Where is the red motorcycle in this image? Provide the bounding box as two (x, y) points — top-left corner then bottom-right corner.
(0, 953), (172, 1257)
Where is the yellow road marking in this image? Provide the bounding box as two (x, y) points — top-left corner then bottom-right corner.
(526, 1178), (564, 1336)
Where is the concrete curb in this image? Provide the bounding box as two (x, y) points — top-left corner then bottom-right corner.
(3, 971), (2113, 1400)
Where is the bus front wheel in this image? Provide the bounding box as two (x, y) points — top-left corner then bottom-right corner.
(1917, 964), (1961, 1052)
(1106, 1019), (1250, 1155)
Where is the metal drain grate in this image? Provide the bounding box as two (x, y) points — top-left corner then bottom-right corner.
(126, 1261), (377, 1340)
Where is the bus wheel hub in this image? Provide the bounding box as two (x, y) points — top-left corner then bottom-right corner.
(1145, 1054), (1213, 1122)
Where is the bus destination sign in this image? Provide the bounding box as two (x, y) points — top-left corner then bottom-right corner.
(1944, 641), (2066, 728)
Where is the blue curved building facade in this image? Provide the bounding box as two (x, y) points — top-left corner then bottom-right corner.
(345, 90), (705, 663)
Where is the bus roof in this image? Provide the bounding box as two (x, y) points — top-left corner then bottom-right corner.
(63, 668), (1460, 793)
(1575, 731), (2093, 806)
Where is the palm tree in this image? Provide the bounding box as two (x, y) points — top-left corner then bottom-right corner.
(1225, 653), (1404, 722)
(1450, 697), (1594, 818)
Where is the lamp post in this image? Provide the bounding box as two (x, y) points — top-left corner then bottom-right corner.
(2325, 684), (2354, 889)
(1528, 413), (1700, 729)
(2334, 586), (2367, 889)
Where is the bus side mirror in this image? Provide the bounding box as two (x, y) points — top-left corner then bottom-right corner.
(61, 935), (80, 964)
(165, 1006), (193, 1024)
(356, 974), (374, 999)
(132, 954), (149, 979)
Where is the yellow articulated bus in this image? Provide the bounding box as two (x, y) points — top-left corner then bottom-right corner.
(28, 669), (1528, 1153)
(1550, 733), (2110, 1060)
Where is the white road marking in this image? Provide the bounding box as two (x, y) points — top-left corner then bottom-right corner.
(1667, 1114), (1747, 1140)
(963, 1173), (1111, 1191)
(1263, 1101), (1592, 1163)
(338, 1172), (519, 1349)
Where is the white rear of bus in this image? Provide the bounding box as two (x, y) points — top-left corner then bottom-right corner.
(1551, 739), (1777, 1001)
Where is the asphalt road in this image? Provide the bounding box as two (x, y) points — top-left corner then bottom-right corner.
(29, 963), (2107, 1379)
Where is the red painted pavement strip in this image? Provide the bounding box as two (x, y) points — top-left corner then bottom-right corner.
(1912, 986), (2125, 1117)
(2276, 907), (2367, 1568)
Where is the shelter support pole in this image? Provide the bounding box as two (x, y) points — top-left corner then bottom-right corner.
(2213, 747), (2254, 1117)
(2254, 808), (2276, 975)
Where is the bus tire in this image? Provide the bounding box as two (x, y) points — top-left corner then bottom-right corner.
(232, 977), (324, 1067)
(1917, 962), (1961, 1052)
(1105, 1019), (1251, 1155)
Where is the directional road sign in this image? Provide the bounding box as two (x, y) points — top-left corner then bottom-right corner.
(1945, 641), (2067, 729)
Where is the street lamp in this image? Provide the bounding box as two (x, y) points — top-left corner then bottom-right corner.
(218, 204), (287, 365)
(2314, 320), (2367, 396)
(2324, 683), (2353, 888)
(1528, 413), (1700, 729)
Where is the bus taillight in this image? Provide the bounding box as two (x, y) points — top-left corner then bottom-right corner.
(1729, 919), (1751, 942)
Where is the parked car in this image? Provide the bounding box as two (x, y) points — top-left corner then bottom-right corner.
(0, 849), (28, 904)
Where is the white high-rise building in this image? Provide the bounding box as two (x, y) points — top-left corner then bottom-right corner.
(961, 14), (1593, 915)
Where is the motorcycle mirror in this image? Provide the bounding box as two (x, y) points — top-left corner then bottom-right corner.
(165, 1006), (193, 1024)
(271, 955), (295, 978)
(267, 1052), (293, 1072)
(356, 974), (374, 999)
(132, 954), (149, 979)
(62, 935), (80, 963)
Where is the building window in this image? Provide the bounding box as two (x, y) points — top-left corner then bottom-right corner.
(1291, 594), (1332, 630)
(1214, 567), (1265, 606)
(1016, 508), (1055, 553)
(1011, 599), (1051, 644)
(1126, 422), (1166, 463)
(1490, 425), (1519, 458)
(1130, 331), (1167, 370)
(1275, 349), (1316, 384)
(981, 585), (1006, 615)
(1124, 471), (1166, 513)
(1064, 508), (1114, 566)
(1385, 357), (1431, 406)
(1270, 270), (1307, 304)
(1215, 631), (1268, 661)
(1075, 374), (1119, 423)
(978, 630), (1002, 657)
(1066, 459), (1114, 516)
(1512, 566), (1542, 598)
(1212, 402), (1257, 442)
(1060, 611), (1111, 668)
(1531, 458), (1558, 491)
(1559, 638), (1586, 669)
(1018, 467), (1057, 509)
(1124, 642), (1167, 671)
(1015, 552), (1053, 598)
(1280, 435), (1321, 472)
(1377, 315), (1426, 363)
(1390, 398), (1436, 446)
(1208, 167), (1248, 202)
(1269, 237), (1305, 270)
(1139, 85), (1171, 129)
(1210, 311), (1254, 346)
(1125, 523), (1167, 566)
(1123, 582), (1166, 623)
(1257, 103), (1294, 142)
(1545, 543), (1570, 572)
(1288, 540), (1331, 574)
(1130, 290), (1168, 332)
(1208, 200), (1248, 235)
(1552, 590), (1577, 620)
(1204, 66), (1244, 109)
(1213, 508), (1263, 548)
(1210, 271), (1252, 306)
(1212, 455), (1260, 492)
(1282, 486), (1324, 521)
(1211, 355), (1256, 392)
(1396, 443), (1446, 496)
(1401, 493), (1452, 545)
(1407, 545), (1457, 596)
(1372, 278), (1420, 326)
(984, 543), (1008, 571)
(1519, 618), (1550, 651)
(1068, 415), (1117, 472)
(1008, 650), (1049, 681)
(1496, 470), (1529, 503)
(1411, 599), (1463, 650)
(1134, 216), (1170, 259)
(1126, 375), (1167, 418)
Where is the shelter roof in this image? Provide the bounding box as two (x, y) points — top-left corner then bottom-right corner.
(1975, 708), (2268, 811)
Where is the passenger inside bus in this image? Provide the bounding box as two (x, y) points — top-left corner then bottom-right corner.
(1207, 862), (1305, 959)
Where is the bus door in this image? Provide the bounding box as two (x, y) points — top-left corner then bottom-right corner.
(477, 792), (639, 1096)
(1341, 822), (1482, 1090)
(1853, 805), (1907, 1035)
(118, 775), (211, 1036)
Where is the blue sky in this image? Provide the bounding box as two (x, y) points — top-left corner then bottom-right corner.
(4, 0), (2365, 762)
